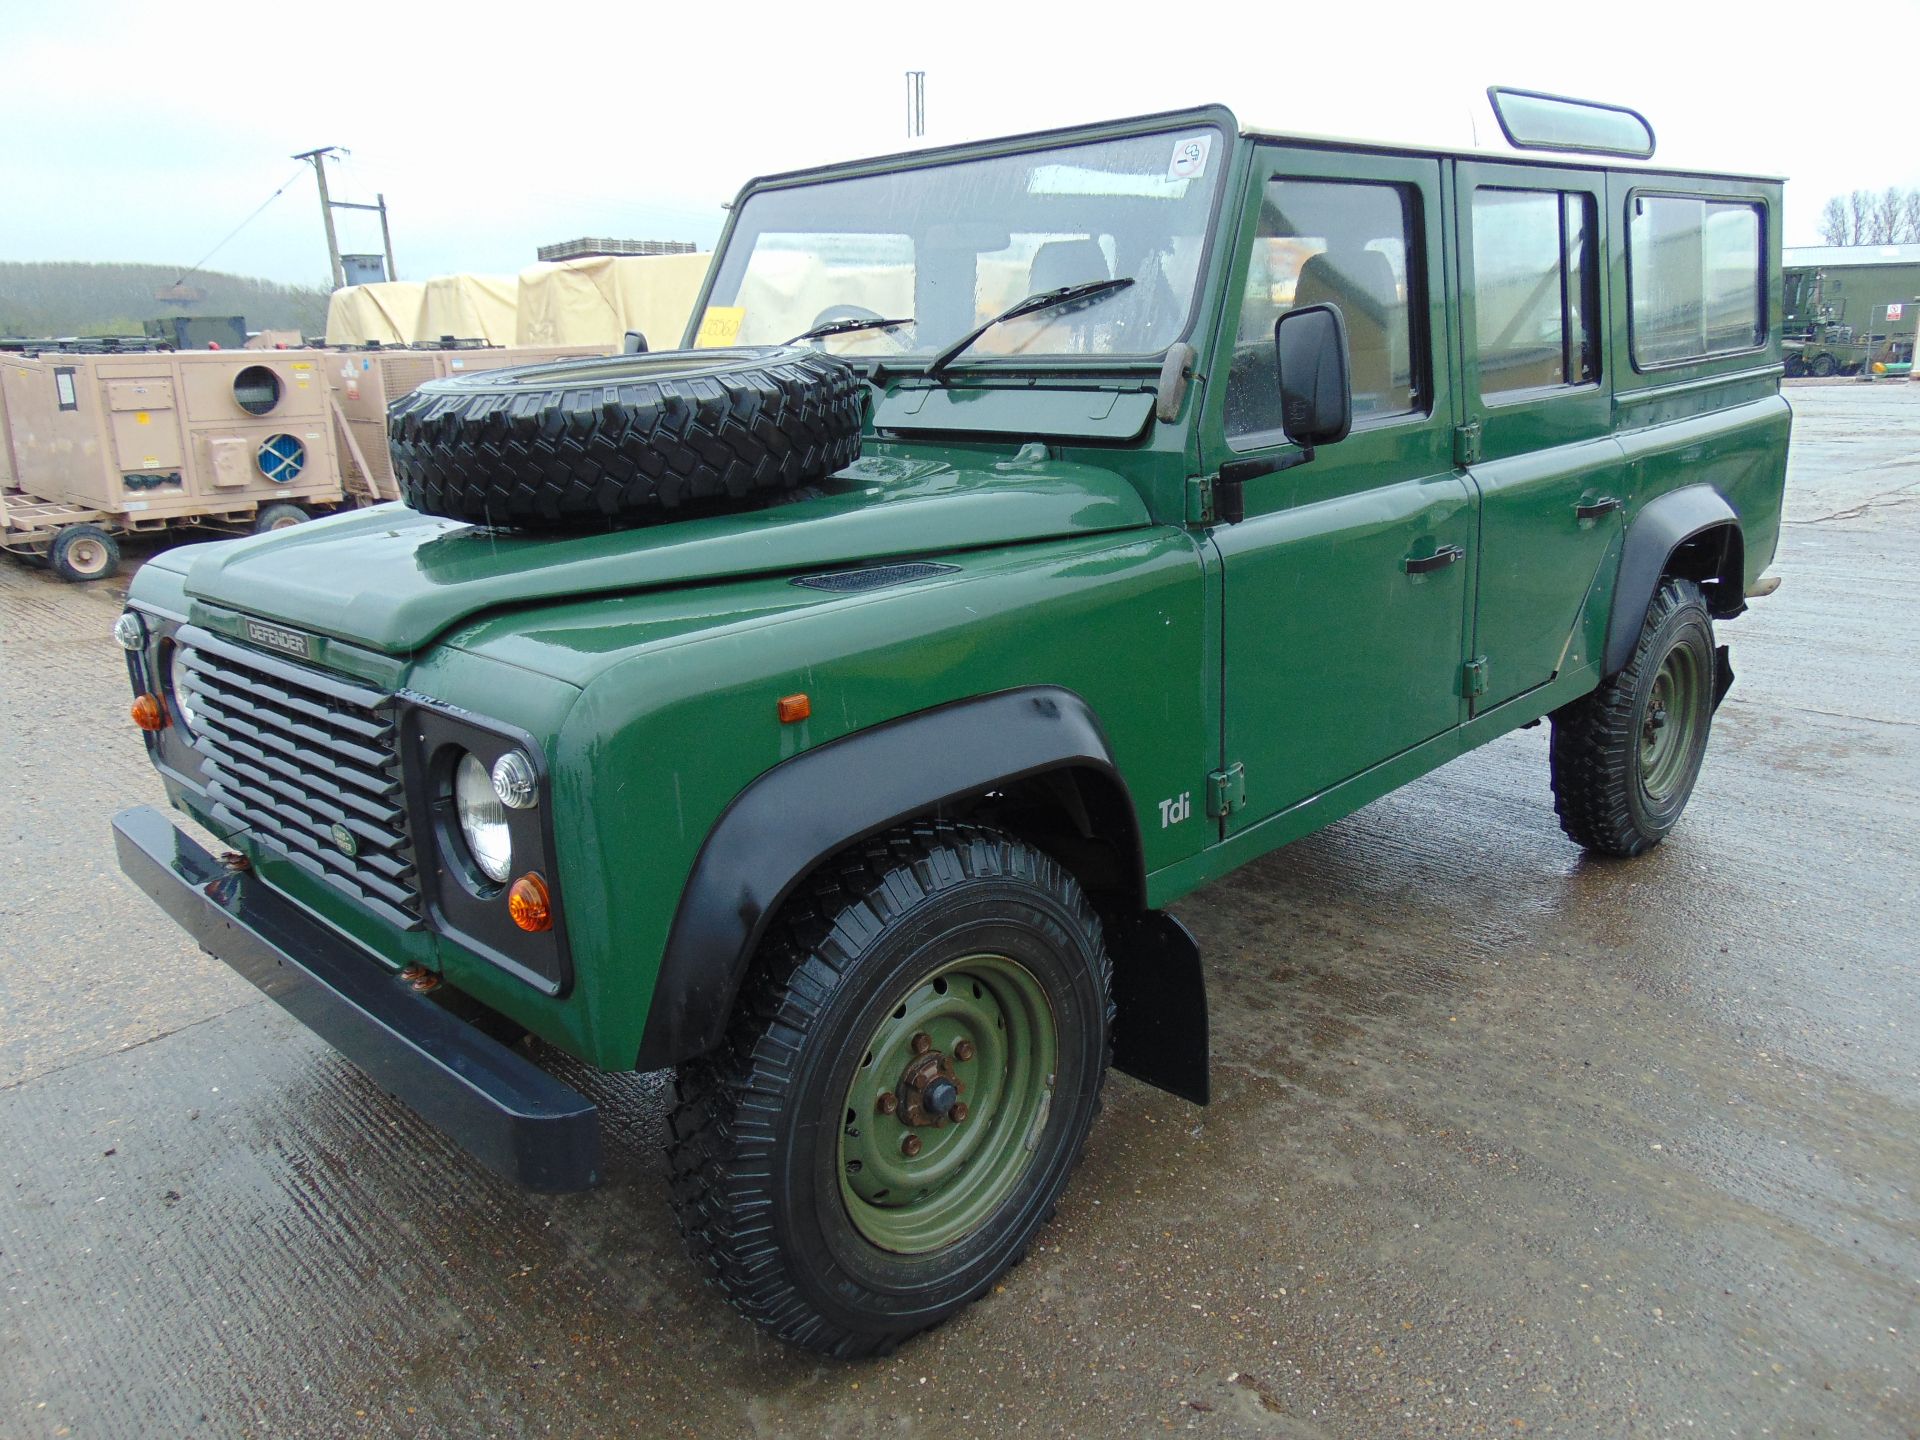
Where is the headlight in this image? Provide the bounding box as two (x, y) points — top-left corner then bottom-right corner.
(168, 644), (199, 734)
(113, 611), (146, 651)
(454, 751), (512, 883)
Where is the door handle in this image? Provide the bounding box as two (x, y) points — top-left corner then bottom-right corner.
(1575, 496), (1623, 522)
(1403, 544), (1464, 575)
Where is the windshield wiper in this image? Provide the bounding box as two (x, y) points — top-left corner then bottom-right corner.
(924, 277), (1135, 382)
(785, 315), (913, 345)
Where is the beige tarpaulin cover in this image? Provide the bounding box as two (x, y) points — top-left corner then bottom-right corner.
(514, 253), (710, 348)
(323, 281), (427, 347)
(414, 274), (520, 345)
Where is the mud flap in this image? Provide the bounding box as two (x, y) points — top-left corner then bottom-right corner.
(1713, 644), (1734, 710)
(1105, 910), (1209, 1105)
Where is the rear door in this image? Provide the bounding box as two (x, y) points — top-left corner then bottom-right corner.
(1202, 147), (1473, 832)
(1454, 161), (1623, 711)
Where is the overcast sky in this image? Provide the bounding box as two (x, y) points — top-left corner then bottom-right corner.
(3, 0), (1916, 289)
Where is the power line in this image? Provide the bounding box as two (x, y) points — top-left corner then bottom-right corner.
(171, 168), (305, 289)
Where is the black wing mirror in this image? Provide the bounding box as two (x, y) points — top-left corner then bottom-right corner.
(1213, 303), (1354, 525)
(1274, 302), (1352, 449)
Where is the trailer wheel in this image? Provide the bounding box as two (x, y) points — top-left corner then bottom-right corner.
(253, 502), (310, 533)
(1808, 352), (1837, 378)
(49, 524), (120, 583)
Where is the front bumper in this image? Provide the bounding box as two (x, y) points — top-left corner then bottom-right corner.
(112, 805), (601, 1192)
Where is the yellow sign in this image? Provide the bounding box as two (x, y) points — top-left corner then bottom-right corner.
(694, 307), (745, 349)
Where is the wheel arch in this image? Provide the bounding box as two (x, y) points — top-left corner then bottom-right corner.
(638, 686), (1169, 1073)
(1604, 485), (1745, 677)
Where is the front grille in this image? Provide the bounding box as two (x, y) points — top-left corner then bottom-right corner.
(176, 625), (423, 931)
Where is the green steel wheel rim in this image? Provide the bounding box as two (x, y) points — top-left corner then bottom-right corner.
(1639, 643), (1704, 803)
(837, 953), (1058, 1255)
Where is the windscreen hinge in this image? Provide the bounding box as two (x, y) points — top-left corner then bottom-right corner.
(1453, 421), (1483, 467)
(1206, 762), (1246, 819)
(1186, 475), (1216, 526)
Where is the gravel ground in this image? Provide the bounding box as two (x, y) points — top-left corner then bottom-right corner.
(2, 380), (1916, 1438)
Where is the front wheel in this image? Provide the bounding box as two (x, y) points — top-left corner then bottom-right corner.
(667, 821), (1113, 1357)
(1550, 578), (1717, 857)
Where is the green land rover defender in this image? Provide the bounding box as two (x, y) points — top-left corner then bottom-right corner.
(114, 92), (1788, 1356)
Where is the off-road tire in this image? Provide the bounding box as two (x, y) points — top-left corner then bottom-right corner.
(253, 502), (310, 533)
(666, 821), (1114, 1357)
(1550, 578), (1716, 857)
(387, 347), (863, 530)
(49, 524), (120, 583)
(1808, 352), (1837, 378)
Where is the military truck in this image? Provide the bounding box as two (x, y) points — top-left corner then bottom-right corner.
(1782, 244), (1920, 375)
(112, 90), (1787, 1357)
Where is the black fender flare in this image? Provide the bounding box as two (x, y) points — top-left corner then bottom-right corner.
(1603, 484), (1741, 676)
(637, 687), (1154, 1070)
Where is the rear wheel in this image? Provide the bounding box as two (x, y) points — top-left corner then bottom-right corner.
(1809, 352), (1837, 378)
(49, 524), (119, 583)
(1549, 578), (1716, 856)
(666, 821), (1112, 1357)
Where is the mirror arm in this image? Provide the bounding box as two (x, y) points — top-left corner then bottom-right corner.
(1216, 447), (1316, 525)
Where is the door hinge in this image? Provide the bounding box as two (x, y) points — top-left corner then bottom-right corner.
(1453, 421), (1482, 467)
(1186, 475), (1215, 526)
(1463, 656), (1489, 698)
(1206, 762), (1246, 819)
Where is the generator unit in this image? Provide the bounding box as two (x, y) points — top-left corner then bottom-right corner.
(4, 350), (342, 520)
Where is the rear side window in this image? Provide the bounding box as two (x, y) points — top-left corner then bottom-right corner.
(1226, 178), (1426, 439)
(1471, 188), (1599, 396)
(1628, 195), (1764, 366)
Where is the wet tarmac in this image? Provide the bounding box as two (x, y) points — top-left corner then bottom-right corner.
(2, 379), (1916, 1438)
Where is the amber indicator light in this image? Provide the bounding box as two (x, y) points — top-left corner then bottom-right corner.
(777, 693), (811, 724)
(130, 693), (168, 731)
(507, 872), (553, 932)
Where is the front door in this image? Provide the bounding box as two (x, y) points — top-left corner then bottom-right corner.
(1453, 161), (1623, 712)
(1204, 147), (1473, 833)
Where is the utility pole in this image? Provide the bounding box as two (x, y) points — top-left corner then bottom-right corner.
(293, 146), (347, 290)
(293, 148), (400, 287)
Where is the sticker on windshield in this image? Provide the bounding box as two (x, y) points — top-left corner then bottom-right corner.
(696, 307), (746, 349)
(1167, 135), (1211, 182)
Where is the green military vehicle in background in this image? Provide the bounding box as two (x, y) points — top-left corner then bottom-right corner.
(113, 89), (1787, 1357)
(1782, 244), (1920, 375)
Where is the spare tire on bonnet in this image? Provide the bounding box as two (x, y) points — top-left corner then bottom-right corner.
(387, 347), (864, 529)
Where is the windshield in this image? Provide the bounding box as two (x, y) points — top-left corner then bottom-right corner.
(693, 127), (1225, 367)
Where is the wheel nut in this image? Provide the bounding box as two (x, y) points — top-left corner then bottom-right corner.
(911, 1032), (932, 1055)
(951, 1102), (969, 1123)
(876, 1092), (898, 1116)
(953, 1039), (975, 1061)
(902, 1135), (923, 1158)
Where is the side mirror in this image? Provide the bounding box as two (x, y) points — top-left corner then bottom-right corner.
(1212, 304), (1354, 526)
(623, 330), (649, 355)
(1274, 303), (1352, 449)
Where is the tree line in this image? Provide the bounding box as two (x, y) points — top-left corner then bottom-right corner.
(0, 261), (329, 339)
(1818, 189), (1920, 247)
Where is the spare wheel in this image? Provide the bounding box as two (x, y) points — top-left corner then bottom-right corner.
(386, 347), (864, 529)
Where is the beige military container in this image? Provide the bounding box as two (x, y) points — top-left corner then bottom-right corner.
(4, 350), (343, 525)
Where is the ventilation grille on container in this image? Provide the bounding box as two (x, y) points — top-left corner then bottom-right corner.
(176, 625), (422, 931)
(791, 562), (960, 593)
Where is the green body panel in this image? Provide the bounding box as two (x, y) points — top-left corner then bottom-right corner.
(123, 106), (1790, 1078)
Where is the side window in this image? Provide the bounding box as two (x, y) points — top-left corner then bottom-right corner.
(1471, 188), (1600, 397)
(1226, 179), (1425, 440)
(1629, 195), (1764, 366)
